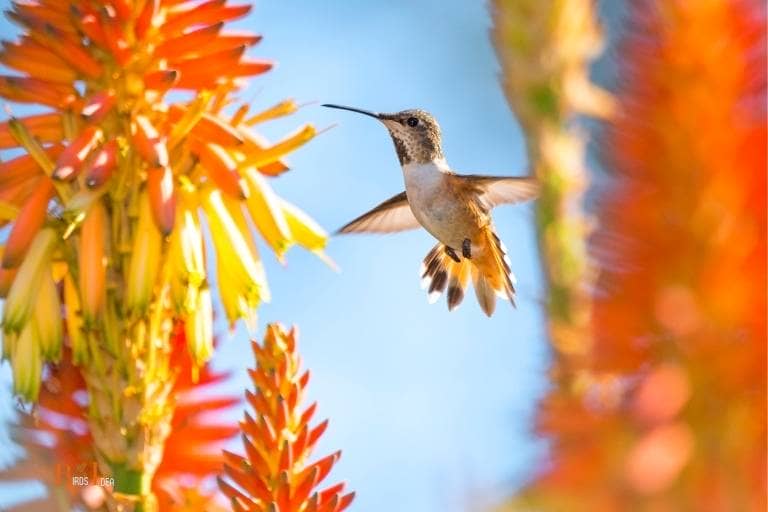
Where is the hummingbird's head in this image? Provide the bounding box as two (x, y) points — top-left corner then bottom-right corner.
(322, 105), (444, 165)
(377, 109), (443, 166)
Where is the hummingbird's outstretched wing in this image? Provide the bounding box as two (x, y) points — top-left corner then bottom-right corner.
(337, 191), (420, 234)
(458, 175), (539, 211)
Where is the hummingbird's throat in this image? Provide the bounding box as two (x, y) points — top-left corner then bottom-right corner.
(391, 135), (411, 165)
(388, 128), (443, 166)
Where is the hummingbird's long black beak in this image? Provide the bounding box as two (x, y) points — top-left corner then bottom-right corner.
(322, 104), (381, 119)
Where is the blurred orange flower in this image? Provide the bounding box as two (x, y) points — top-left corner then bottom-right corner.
(511, 0), (766, 510)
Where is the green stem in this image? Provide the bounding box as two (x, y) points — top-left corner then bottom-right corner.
(110, 462), (155, 512)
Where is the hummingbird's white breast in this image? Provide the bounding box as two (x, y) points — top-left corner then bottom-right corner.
(402, 158), (475, 249)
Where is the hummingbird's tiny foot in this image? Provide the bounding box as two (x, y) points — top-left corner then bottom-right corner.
(462, 238), (472, 259)
(444, 246), (461, 263)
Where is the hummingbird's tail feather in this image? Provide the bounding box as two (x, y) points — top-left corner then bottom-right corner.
(472, 267), (497, 317)
(471, 228), (517, 316)
(420, 227), (515, 316)
(420, 243), (471, 310)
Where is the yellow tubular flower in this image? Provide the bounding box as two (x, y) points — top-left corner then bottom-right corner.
(243, 124), (317, 168)
(126, 190), (162, 315)
(12, 323), (41, 402)
(280, 199), (328, 252)
(3, 228), (57, 333)
(1, 331), (15, 362)
(223, 193), (262, 264)
(216, 258), (241, 328)
(33, 265), (62, 363)
(280, 198), (337, 270)
(169, 190), (206, 315)
(243, 168), (294, 261)
(185, 286), (213, 370)
(201, 187), (270, 309)
(177, 203), (206, 289)
(168, 232), (189, 314)
(243, 99), (299, 125)
(63, 273), (88, 365)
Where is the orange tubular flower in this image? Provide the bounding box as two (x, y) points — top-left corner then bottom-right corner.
(219, 324), (355, 512)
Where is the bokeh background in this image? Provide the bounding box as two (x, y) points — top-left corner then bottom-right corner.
(1, 0), (765, 510)
(1, 1), (552, 510)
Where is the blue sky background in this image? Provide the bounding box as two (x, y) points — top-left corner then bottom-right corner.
(0, 1), (553, 510)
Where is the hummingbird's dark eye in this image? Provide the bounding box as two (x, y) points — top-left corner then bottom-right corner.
(406, 117), (419, 127)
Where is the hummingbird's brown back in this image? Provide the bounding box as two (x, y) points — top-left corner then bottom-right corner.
(378, 109), (444, 165)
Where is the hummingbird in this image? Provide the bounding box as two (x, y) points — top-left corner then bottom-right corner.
(323, 104), (538, 316)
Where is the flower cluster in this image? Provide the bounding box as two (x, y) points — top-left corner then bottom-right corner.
(0, 0), (331, 403)
(1, 332), (240, 510)
(0, 1), (336, 508)
(219, 324), (355, 512)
